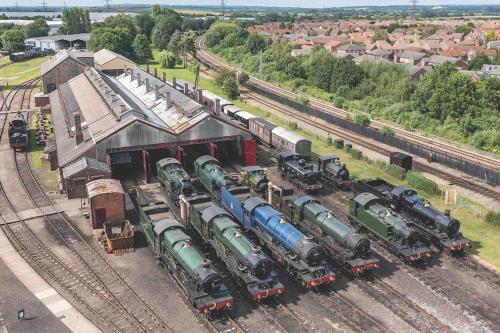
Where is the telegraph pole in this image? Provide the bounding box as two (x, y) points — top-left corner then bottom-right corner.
(259, 50), (263, 78)
(42, 0), (47, 12)
(409, 0), (418, 17)
(221, 0), (225, 19)
(104, 0), (111, 10)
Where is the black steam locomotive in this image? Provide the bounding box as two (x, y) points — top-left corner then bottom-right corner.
(9, 48), (54, 62)
(9, 112), (28, 150)
(277, 151), (322, 193)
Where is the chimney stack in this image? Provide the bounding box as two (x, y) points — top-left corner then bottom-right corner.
(184, 82), (189, 95)
(165, 92), (171, 109)
(197, 89), (203, 103)
(120, 104), (127, 113)
(130, 71), (135, 82)
(154, 84), (160, 100)
(146, 64), (150, 73)
(154, 67), (158, 78)
(137, 73), (142, 87)
(215, 98), (221, 115)
(74, 112), (83, 145)
(172, 77), (177, 89)
(162, 71), (166, 82)
(123, 65), (128, 75)
(145, 78), (151, 92)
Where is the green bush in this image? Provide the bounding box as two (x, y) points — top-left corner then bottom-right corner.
(333, 96), (345, 108)
(345, 143), (352, 152)
(406, 171), (438, 194)
(334, 139), (344, 149)
(375, 159), (387, 170)
(350, 148), (363, 160)
(158, 51), (177, 69)
(385, 164), (407, 180)
(326, 136), (333, 146)
(294, 95), (309, 105)
(238, 72), (249, 84)
(354, 113), (371, 127)
(485, 211), (500, 227)
(289, 122), (298, 130)
(380, 126), (395, 136)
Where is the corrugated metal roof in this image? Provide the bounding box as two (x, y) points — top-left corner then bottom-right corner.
(86, 179), (124, 199)
(271, 126), (307, 144)
(26, 33), (90, 42)
(62, 157), (110, 178)
(93, 48), (136, 67)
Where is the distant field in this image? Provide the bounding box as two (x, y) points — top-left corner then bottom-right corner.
(146, 55), (500, 268)
(0, 56), (47, 88)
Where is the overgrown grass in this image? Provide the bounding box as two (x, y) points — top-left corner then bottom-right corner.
(0, 56), (48, 88)
(149, 55), (500, 268)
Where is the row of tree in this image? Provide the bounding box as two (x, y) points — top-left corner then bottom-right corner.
(1, 18), (50, 52)
(205, 21), (500, 154)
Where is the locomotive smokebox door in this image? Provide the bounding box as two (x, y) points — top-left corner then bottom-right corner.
(390, 152), (412, 171)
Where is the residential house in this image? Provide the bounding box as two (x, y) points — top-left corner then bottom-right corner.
(423, 55), (468, 70)
(477, 64), (500, 78)
(368, 48), (393, 60)
(394, 50), (427, 65)
(337, 43), (365, 57)
(400, 63), (428, 81)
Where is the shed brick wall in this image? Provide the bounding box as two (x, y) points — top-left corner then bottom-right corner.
(42, 57), (85, 93)
(91, 193), (125, 229)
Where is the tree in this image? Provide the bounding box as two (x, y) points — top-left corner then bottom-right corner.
(151, 13), (181, 49)
(158, 51), (177, 69)
(371, 28), (388, 42)
(238, 72), (249, 84)
(61, 8), (91, 34)
(132, 34), (152, 63)
(104, 14), (137, 38)
(204, 21), (240, 48)
(245, 33), (268, 54)
(2, 29), (25, 52)
(88, 27), (133, 58)
(354, 113), (370, 127)
(24, 18), (49, 38)
(134, 11), (155, 38)
(468, 55), (491, 70)
(223, 77), (239, 100)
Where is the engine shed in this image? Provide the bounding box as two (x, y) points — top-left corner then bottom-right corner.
(87, 179), (125, 229)
(48, 66), (254, 193)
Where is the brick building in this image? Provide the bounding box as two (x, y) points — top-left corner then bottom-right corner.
(87, 179), (125, 229)
(41, 50), (93, 93)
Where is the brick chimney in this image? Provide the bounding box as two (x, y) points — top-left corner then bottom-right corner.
(154, 84), (160, 100)
(165, 91), (171, 109)
(197, 89), (203, 103)
(74, 112), (83, 145)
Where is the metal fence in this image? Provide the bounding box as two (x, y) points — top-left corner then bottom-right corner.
(246, 84), (499, 186)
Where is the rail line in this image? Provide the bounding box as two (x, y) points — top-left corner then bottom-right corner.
(195, 37), (500, 172)
(14, 152), (174, 332)
(243, 88), (500, 201)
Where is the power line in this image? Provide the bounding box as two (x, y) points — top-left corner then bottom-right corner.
(221, 0), (225, 19)
(42, 0), (47, 12)
(410, 0), (419, 17)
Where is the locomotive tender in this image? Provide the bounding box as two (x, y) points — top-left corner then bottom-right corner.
(278, 151), (322, 193)
(157, 158), (193, 201)
(270, 189), (380, 275)
(354, 179), (471, 253)
(132, 184), (233, 313)
(9, 112), (28, 150)
(349, 193), (433, 263)
(317, 156), (352, 190)
(194, 155), (336, 288)
(180, 196), (285, 300)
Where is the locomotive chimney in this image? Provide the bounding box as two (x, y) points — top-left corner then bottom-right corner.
(327, 211), (334, 218)
(279, 217), (286, 224)
(74, 112), (83, 145)
(444, 209), (451, 216)
(182, 240), (192, 248)
(252, 246), (261, 254)
(202, 259), (210, 268)
(235, 229), (243, 237)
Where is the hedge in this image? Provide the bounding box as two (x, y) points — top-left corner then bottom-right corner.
(385, 164), (407, 180)
(485, 211), (500, 228)
(406, 171), (438, 194)
(350, 148), (363, 160)
(345, 143), (352, 152)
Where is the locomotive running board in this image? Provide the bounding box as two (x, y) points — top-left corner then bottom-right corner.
(1, 206), (63, 224)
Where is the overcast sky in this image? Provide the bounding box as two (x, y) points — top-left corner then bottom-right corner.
(1, 0), (497, 8)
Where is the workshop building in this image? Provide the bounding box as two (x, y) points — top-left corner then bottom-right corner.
(87, 179), (125, 229)
(41, 50), (93, 93)
(25, 33), (90, 51)
(61, 156), (112, 199)
(48, 66), (253, 194)
(93, 49), (136, 76)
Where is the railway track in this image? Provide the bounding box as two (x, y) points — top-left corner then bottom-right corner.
(13, 152), (174, 332)
(0, 61), (12, 69)
(195, 37), (500, 172)
(242, 87), (500, 201)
